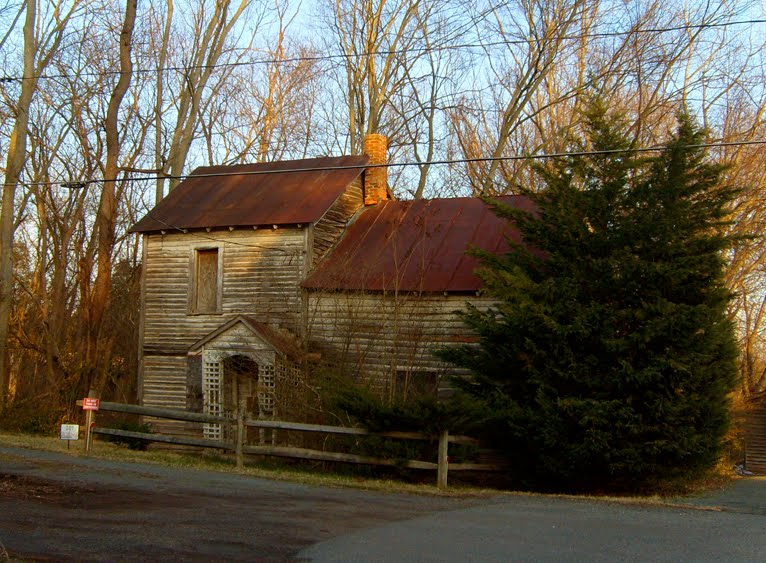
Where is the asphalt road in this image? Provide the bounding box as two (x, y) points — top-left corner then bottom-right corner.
(0, 445), (479, 561)
(300, 494), (766, 562)
(2, 444), (765, 561)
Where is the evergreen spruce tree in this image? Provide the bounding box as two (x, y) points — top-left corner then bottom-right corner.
(439, 100), (739, 491)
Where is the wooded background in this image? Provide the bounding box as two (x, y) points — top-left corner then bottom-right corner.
(0, 0), (764, 419)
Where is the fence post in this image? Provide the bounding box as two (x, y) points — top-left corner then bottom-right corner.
(437, 430), (449, 489)
(236, 401), (245, 470)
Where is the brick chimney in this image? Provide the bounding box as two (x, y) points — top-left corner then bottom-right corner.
(363, 133), (388, 205)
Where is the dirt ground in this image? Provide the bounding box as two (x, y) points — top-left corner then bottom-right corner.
(0, 445), (482, 561)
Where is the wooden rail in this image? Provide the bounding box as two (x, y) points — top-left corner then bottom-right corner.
(81, 401), (500, 488)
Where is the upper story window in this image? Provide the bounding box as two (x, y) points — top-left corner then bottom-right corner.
(191, 247), (221, 314)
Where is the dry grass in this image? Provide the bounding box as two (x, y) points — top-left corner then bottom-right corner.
(0, 431), (499, 497)
(0, 430), (738, 502)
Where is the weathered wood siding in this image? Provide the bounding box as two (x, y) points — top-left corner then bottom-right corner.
(196, 322), (279, 361)
(141, 355), (188, 434)
(306, 291), (487, 396)
(139, 228), (308, 417)
(311, 178), (364, 267)
(745, 400), (766, 474)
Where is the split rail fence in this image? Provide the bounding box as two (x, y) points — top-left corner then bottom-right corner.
(80, 401), (501, 488)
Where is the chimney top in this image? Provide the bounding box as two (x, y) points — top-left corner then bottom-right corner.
(363, 133), (388, 206)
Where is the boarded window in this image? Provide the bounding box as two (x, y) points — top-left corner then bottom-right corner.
(194, 248), (219, 313)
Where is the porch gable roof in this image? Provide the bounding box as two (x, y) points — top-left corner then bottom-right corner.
(188, 315), (303, 361)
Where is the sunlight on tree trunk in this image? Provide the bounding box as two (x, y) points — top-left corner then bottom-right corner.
(89, 0), (137, 396)
(0, 0), (83, 403)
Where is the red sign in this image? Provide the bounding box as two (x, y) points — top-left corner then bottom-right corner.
(82, 398), (100, 411)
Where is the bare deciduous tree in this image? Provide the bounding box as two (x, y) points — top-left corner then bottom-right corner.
(88, 0), (137, 395)
(0, 0), (84, 403)
(155, 0), (259, 198)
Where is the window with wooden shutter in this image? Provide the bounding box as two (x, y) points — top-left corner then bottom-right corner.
(193, 248), (220, 313)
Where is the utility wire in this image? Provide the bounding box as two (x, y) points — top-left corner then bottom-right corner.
(10, 139), (766, 189)
(1, 18), (764, 83)
(131, 138), (766, 248)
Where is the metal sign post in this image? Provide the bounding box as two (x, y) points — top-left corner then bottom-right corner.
(60, 424), (79, 450)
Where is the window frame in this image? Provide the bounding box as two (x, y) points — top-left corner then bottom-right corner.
(188, 245), (223, 315)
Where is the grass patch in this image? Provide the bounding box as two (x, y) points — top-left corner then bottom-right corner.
(0, 431), (498, 497)
(639, 459), (736, 499)
(0, 430), (738, 500)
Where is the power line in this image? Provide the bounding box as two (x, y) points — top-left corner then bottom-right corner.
(2, 18), (764, 83)
(127, 139), (766, 246)
(11, 139), (766, 189)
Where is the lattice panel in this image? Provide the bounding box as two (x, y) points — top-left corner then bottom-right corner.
(258, 364), (275, 416)
(203, 359), (223, 439)
(279, 361), (304, 387)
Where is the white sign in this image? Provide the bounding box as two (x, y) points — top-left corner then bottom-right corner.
(60, 424), (79, 441)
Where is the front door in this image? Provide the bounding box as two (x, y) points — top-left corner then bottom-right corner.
(222, 354), (259, 441)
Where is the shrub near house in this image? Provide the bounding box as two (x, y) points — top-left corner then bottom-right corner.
(439, 101), (739, 491)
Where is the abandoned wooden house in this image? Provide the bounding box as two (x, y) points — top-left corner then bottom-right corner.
(131, 134), (532, 436)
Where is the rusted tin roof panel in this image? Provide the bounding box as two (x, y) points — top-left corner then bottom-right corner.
(302, 195), (535, 293)
(131, 156), (369, 233)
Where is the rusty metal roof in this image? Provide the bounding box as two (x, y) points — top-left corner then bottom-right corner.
(131, 156), (369, 233)
(302, 195), (535, 293)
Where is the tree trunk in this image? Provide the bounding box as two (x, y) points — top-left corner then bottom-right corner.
(164, 0), (252, 194)
(154, 0), (174, 204)
(89, 0), (137, 394)
(0, 0), (38, 403)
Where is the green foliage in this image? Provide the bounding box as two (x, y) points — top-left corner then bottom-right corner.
(101, 420), (153, 451)
(439, 99), (740, 492)
(324, 375), (481, 466)
(332, 382), (482, 437)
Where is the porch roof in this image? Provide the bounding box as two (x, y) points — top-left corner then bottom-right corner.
(188, 315), (304, 361)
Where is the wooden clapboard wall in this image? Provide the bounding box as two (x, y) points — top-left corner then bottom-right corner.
(305, 291), (488, 397)
(139, 228), (308, 423)
(745, 395), (766, 474)
(311, 177), (364, 267)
